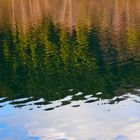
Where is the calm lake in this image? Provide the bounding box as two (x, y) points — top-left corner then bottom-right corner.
(0, 0), (140, 140)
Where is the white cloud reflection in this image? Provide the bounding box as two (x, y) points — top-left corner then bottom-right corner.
(0, 94), (140, 140)
(23, 96), (140, 140)
(25, 121), (76, 140)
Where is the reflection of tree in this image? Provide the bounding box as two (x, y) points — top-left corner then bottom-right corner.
(0, 17), (140, 104)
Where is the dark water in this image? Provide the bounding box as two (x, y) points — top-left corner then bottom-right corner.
(0, 0), (140, 139)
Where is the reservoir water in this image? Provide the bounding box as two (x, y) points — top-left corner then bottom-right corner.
(0, 0), (140, 140)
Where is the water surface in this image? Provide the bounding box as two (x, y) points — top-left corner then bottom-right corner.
(0, 0), (140, 140)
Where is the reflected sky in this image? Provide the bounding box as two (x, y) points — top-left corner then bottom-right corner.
(0, 92), (140, 140)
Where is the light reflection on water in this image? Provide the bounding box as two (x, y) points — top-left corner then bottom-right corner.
(0, 0), (140, 140)
(0, 92), (140, 140)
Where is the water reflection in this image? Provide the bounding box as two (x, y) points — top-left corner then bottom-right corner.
(0, 0), (140, 140)
(0, 16), (140, 107)
(0, 93), (140, 140)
